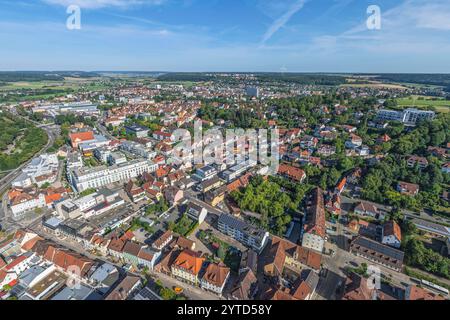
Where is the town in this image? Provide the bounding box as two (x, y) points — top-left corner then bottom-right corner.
(0, 71), (449, 302)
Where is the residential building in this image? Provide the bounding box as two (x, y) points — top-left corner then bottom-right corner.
(120, 140), (156, 160)
(171, 250), (205, 286)
(442, 162), (450, 174)
(220, 161), (256, 183)
(262, 269), (319, 300)
(405, 285), (445, 300)
(230, 268), (258, 300)
(194, 165), (218, 182)
(200, 262), (230, 296)
(153, 130), (173, 141)
(152, 230), (174, 251)
(407, 155), (429, 169)
(197, 176), (223, 193)
(137, 247), (161, 270)
(125, 181), (146, 203)
(69, 131), (95, 148)
(382, 221), (402, 249)
(343, 272), (385, 300)
(350, 236), (404, 271)
(67, 151), (83, 170)
(122, 241), (142, 266)
(9, 190), (46, 218)
(125, 124), (149, 138)
(217, 214), (269, 253)
(163, 186), (184, 206)
(104, 275), (141, 300)
(301, 188), (326, 253)
(204, 185), (227, 207)
(354, 201), (385, 221)
(277, 164), (306, 183)
(69, 159), (157, 192)
(185, 202), (208, 225)
(345, 133), (363, 149)
(376, 108), (435, 125)
(397, 181), (419, 196)
(263, 236), (322, 277)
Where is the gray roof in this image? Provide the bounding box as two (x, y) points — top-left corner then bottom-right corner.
(352, 236), (404, 261)
(187, 202), (204, 216)
(218, 214), (266, 238)
(302, 269), (319, 291)
(412, 218), (450, 237)
(89, 263), (118, 284)
(18, 265), (47, 287)
(51, 284), (101, 300)
(133, 286), (162, 300)
(43, 216), (63, 229)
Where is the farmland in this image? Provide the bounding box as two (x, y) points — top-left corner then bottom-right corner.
(396, 95), (450, 113)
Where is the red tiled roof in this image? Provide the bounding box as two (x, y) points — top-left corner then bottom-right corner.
(383, 220), (402, 242)
(201, 263), (230, 287)
(172, 250), (204, 275)
(278, 164), (305, 182)
(69, 131), (94, 146)
(303, 188), (326, 238)
(4, 255), (27, 271)
(407, 285), (445, 300)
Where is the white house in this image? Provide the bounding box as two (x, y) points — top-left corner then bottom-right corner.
(137, 247), (161, 270)
(186, 202), (208, 225)
(382, 221), (402, 249)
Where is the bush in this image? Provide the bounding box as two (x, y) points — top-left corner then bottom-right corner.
(404, 238), (450, 279)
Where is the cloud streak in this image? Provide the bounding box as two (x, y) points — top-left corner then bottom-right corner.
(42, 0), (166, 9)
(260, 0), (307, 45)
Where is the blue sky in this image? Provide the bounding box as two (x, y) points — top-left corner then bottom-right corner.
(0, 0), (449, 72)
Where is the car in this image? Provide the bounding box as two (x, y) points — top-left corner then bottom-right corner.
(349, 261), (358, 267)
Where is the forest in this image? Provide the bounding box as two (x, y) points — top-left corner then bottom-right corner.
(0, 112), (48, 171)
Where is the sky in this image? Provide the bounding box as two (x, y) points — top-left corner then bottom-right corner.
(0, 0), (450, 72)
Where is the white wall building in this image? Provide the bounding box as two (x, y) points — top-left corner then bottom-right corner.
(69, 159), (157, 192)
(376, 108), (435, 125)
(12, 153), (59, 188)
(11, 193), (46, 218)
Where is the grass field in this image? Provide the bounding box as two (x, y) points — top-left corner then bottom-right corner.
(0, 77), (105, 91)
(396, 95), (450, 113)
(341, 78), (408, 90)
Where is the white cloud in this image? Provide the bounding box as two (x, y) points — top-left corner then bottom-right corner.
(42, 0), (166, 9)
(260, 0), (307, 45)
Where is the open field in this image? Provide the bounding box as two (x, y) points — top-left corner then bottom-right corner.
(0, 77), (104, 91)
(341, 79), (408, 90)
(396, 95), (450, 113)
(396, 82), (445, 89)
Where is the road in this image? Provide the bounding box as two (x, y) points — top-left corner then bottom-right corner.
(313, 202), (421, 300)
(184, 189), (225, 217)
(0, 119), (57, 229)
(96, 123), (116, 140)
(26, 218), (221, 300)
(341, 195), (450, 226)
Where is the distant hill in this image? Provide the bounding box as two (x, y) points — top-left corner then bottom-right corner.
(0, 71), (100, 82)
(372, 73), (450, 87)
